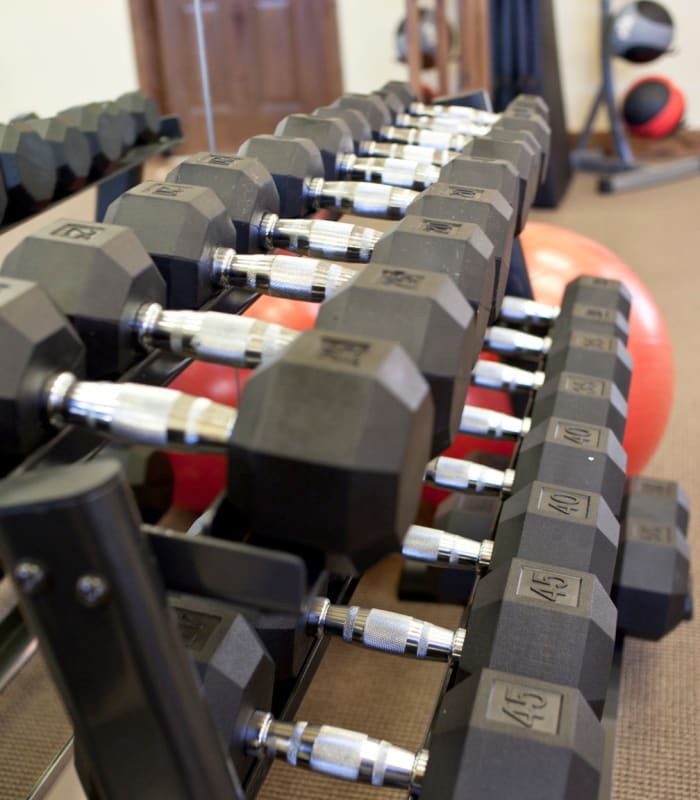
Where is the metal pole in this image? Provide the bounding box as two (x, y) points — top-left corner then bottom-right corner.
(193, 0), (217, 152)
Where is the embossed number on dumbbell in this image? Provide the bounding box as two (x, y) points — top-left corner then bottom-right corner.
(570, 331), (616, 352)
(517, 567), (582, 607)
(51, 221), (102, 241)
(447, 185), (485, 200)
(538, 487), (591, 519)
(148, 182), (187, 197)
(173, 606), (222, 652)
(552, 421), (601, 448)
(487, 679), (562, 733)
(376, 268), (425, 290)
(420, 219), (460, 235)
(562, 374), (608, 396)
(319, 336), (371, 366)
(627, 521), (675, 545)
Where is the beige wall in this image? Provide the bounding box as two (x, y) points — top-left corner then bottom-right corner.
(337, 0), (700, 129)
(0, 0), (138, 120)
(0, 1), (696, 129)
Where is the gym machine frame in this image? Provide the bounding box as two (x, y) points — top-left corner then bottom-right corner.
(570, 0), (700, 193)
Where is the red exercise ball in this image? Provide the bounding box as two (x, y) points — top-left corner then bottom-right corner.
(622, 76), (685, 138)
(167, 295), (319, 511)
(520, 222), (674, 474)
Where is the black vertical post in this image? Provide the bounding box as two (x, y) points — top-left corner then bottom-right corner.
(0, 460), (242, 800)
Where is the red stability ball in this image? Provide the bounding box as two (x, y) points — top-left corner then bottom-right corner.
(167, 294), (319, 511)
(520, 222), (674, 475)
(622, 76), (686, 138)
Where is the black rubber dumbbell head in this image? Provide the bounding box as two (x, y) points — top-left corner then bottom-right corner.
(116, 90), (161, 143)
(228, 328), (434, 572)
(512, 417), (627, 515)
(0, 278), (85, 460)
(530, 372), (628, 442)
(371, 214), (495, 337)
(546, 330), (633, 399)
(317, 262), (480, 455)
(461, 558), (616, 716)
(0, 123), (56, 220)
(421, 668), (604, 800)
(493, 481), (620, 591)
(406, 182), (516, 319)
(613, 517), (690, 640)
(21, 117), (91, 197)
(172, 594), (274, 776)
(105, 181), (237, 308)
(313, 106), (372, 149)
(58, 104), (122, 177)
(238, 135), (325, 217)
(166, 153), (279, 254)
(624, 476), (690, 533)
(274, 114), (354, 179)
(332, 93), (392, 136)
(2, 218), (166, 378)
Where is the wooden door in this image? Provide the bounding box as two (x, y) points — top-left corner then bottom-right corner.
(129, 0), (343, 151)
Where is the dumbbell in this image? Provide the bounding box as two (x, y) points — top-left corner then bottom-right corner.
(0, 218), (299, 377)
(613, 476), (691, 639)
(473, 362), (629, 444)
(378, 79), (550, 125)
(179, 595), (605, 797)
(115, 90), (162, 143)
(0, 277), (239, 463)
(9, 114), (90, 198)
(165, 154), (384, 262)
(433, 474), (690, 642)
(259, 550), (616, 713)
(57, 103), (123, 178)
(93, 101), (137, 154)
(0, 122), (56, 220)
(160, 156), (499, 336)
(332, 89), (550, 191)
(312, 94), (542, 230)
(239, 133), (419, 220)
(103, 182), (357, 308)
(276, 111), (535, 235)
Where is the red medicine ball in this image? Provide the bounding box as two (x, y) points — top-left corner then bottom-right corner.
(622, 76), (685, 138)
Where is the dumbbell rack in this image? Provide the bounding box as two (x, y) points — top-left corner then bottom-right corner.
(0, 92), (682, 800)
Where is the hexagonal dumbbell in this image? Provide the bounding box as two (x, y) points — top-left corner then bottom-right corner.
(104, 181), (358, 308)
(614, 476), (691, 639)
(9, 114), (90, 197)
(0, 122), (56, 220)
(57, 103), (123, 177)
(165, 153), (384, 262)
(239, 133), (418, 220)
(404, 478), (620, 593)
(421, 669), (603, 800)
(1, 218), (298, 377)
(0, 277), (239, 464)
(116, 90), (162, 143)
